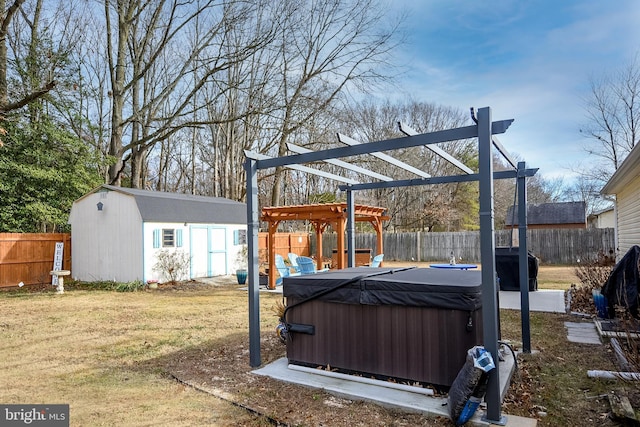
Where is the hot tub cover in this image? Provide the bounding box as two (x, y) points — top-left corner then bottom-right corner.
(283, 267), (482, 311)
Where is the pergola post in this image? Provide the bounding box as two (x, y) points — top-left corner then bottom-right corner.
(336, 216), (346, 269)
(346, 188), (355, 267)
(314, 221), (324, 270)
(518, 161), (531, 353)
(245, 157), (261, 367)
(374, 218), (384, 265)
(267, 221), (279, 290)
(478, 107), (505, 425)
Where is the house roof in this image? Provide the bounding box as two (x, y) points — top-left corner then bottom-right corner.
(96, 185), (247, 224)
(601, 143), (640, 194)
(505, 201), (586, 226)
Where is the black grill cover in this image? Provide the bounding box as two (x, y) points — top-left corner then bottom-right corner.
(601, 245), (640, 318)
(495, 247), (539, 291)
(283, 267), (482, 311)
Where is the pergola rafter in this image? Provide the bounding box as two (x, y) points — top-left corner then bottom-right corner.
(398, 121), (475, 174)
(337, 132), (432, 178)
(286, 143), (394, 182)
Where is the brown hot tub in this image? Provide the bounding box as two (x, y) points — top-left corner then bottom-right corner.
(283, 267), (483, 388)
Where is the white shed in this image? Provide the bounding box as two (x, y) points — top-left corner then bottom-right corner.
(601, 143), (640, 256)
(68, 185), (247, 283)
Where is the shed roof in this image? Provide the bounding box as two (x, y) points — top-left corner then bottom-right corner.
(505, 201), (586, 226)
(94, 185), (246, 224)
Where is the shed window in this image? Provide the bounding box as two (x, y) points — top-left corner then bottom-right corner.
(162, 229), (175, 247)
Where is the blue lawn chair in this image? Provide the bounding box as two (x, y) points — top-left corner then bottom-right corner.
(296, 256), (329, 275)
(288, 253), (301, 273)
(370, 253), (384, 267)
(274, 254), (299, 285)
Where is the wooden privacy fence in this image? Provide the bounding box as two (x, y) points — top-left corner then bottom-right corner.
(0, 232), (307, 288)
(316, 228), (616, 265)
(258, 232), (310, 262)
(0, 229), (615, 287)
(0, 233), (71, 288)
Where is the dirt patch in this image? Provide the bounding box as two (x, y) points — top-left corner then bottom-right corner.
(157, 333), (451, 426)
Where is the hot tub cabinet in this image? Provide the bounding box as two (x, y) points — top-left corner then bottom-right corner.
(283, 267), (484, 388)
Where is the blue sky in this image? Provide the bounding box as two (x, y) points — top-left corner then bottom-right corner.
(386, 0), (640, 183)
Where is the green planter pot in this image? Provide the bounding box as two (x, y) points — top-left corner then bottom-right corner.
(236, 269), (248, 285)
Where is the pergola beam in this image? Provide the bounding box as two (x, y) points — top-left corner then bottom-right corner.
(244, 150), (359, 184)
(339, 169), (539, 191)
(253, 120), (513, 169)
(492, 135), (518, 169)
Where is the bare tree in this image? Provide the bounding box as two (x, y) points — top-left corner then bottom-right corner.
(580, 56), (640, 182)
(103, 0), (277, 187)
(332, 99), (475, 231)
(0, 0), (81, 118)
(267, 0), (404, 205)
(0, 0), (51, 116)
(562, 175), (609, 216)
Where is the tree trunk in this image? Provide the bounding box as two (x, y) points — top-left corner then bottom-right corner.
(106, 1), (132, 186)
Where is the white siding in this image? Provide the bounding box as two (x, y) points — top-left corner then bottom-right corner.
(616, 173), (640, 255)
(69, 191), (143, 282)
(143, 223), (247, 282)
(143, 222), (191, 283)
(70, 187), (247, 283)
(596, 210), (615, 228)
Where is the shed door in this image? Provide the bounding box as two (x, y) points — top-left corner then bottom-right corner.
(190, 226), (228, 277)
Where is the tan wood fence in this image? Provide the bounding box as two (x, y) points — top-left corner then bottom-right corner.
(0, 233), (72, 288)
(317, 228), (616, 265)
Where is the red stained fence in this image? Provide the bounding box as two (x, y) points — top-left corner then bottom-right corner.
(0, 233), (72, 288)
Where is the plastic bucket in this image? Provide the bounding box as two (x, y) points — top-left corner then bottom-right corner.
(592, 290), (608, 318)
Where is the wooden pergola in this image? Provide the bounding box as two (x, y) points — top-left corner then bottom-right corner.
(261, 203), (389, 289)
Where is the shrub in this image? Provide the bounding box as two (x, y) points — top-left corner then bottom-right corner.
(153, 249), (191, 283)
(571, 250), (615, 314)
(575, 249), (615, 290)
(114, 280), (146, 292)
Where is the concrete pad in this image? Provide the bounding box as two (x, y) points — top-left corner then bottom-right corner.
(565, 321), (601, 345)
(238, 285), (283, 294)
(253, 349), (536, 426)
(499, 290), (566, 313)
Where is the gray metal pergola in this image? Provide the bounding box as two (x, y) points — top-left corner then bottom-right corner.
(244, 106), (538, 424)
